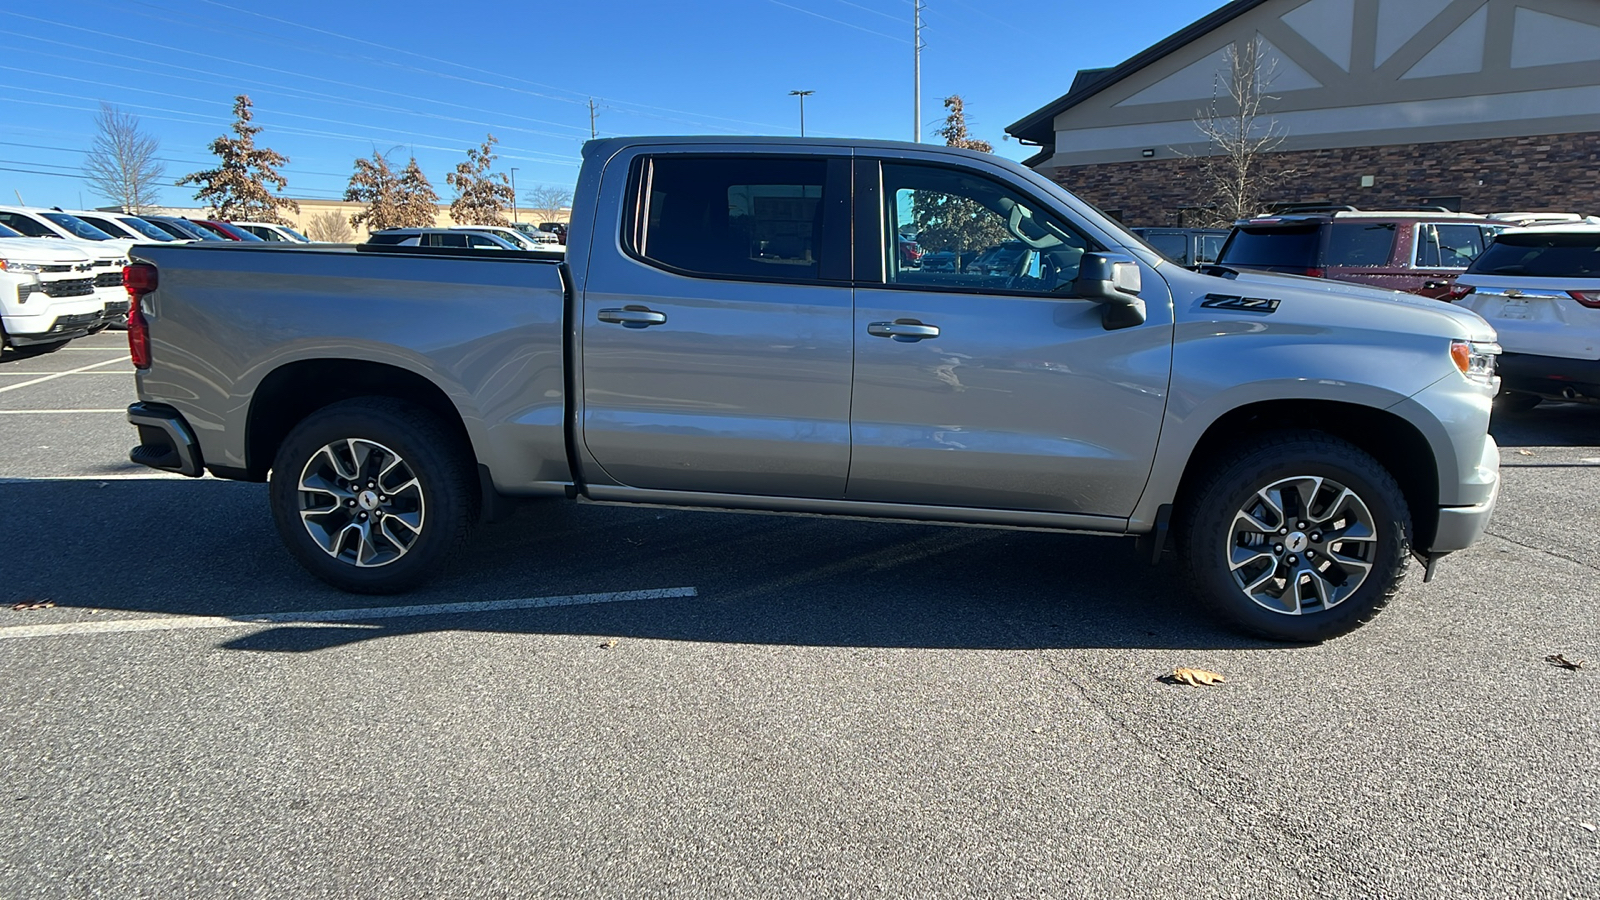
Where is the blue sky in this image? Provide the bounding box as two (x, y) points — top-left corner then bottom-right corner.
(0, 0), (1230, 209)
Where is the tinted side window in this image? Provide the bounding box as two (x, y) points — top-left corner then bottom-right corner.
(632, 156), (828, 282)
(1469, 233), (1600, 277)
(366, 232), (409, 245)
(1326, 222), (1395, 266)
(1198, 233), (1226, 263)
(880, 162), (1090, 294)
(1144, 232), (1190, 265)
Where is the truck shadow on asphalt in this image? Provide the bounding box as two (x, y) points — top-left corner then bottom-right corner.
(1489, 402), (1599, 447)
(2, 480), (1282, 652)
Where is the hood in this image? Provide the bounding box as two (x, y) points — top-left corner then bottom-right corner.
(59, 237), (134, 261)
(0, 237), (92, 266)
(1208, 267), (1497, 342)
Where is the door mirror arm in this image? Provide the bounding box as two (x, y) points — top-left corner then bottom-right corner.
(1063, 252), (1147, 330)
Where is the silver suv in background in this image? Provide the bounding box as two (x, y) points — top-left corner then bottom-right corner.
(1455, 223), (1600, 409)
(366, 228), (525, 250)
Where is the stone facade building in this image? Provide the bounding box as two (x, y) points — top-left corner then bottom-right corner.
(1006, 0), (1600, 226)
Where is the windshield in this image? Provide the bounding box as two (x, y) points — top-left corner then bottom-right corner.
(279, 226), (310, 242)
(41, 212), (117, 241)
(118, 217), (177, 241)
(1469, 232), (1600, 277)
(1219, 225), (1321, 269)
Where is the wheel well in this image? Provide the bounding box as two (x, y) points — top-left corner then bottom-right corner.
(245, 359), (472, 481)
(1173, 400), (1440, 547)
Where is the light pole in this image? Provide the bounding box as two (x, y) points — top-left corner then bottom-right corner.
(510, 167), (519, 223)
(788, 90), (814, 137)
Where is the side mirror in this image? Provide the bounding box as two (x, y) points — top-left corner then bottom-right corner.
(1070, 252), (1147, 330)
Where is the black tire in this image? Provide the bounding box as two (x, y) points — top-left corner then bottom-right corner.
(268, 397), (478, 594)
(1176, 431), (1411, 642)
(1494, 391), (1541, 414)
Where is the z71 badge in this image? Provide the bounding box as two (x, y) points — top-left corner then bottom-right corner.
(1202, 293), (1281, 313)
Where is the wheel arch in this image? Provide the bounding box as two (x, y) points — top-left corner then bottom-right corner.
(244, 358), (477, 483)
(1167, 399), (1441, 549)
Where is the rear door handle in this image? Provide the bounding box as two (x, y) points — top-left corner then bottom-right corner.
(597, 306), (667, 328)
(867, 320), (940, 342)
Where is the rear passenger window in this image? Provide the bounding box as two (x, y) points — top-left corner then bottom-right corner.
(1326, 222), (1395, 266)
(631, 156), (829, 282)
(1144, 232), (1190, 265)
(1416, 224), (1485, 268)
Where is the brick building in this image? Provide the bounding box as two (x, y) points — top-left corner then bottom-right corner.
(1006, 0), (1600, 226)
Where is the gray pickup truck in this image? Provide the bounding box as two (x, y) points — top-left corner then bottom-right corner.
(123, 137), (1502, 641)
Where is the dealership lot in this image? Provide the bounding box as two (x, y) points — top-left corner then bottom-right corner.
(1, 331), (1596, 898)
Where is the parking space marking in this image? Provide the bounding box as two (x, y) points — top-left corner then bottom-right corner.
(0, 587), (699, 641)
(0, 473), (199, 483)
(0, 409), (126, 414)
(0, 357), (126, 394)
(0, 372), (131, 377)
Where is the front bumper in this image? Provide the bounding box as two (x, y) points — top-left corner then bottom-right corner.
(6, 310), (104, 345)
(127, 402), (204, 477)
(1428, 435), (1500, 553)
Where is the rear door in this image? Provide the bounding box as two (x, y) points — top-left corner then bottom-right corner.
(578, 149), (855, 498)
(846, 158), (1173, 517)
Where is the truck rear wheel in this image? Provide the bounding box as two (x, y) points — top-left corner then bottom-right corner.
(268, 398), (478, 594)
(1177, 432), (1411, 642)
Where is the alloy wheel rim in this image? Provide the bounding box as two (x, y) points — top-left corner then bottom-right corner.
(296, 438), (425, 567)
(1226, 475), (1378, 616)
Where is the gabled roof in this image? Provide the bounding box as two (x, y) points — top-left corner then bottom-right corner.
(1006, 0), (1271, 146)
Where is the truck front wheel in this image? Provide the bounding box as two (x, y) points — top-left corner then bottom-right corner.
(268, 398), (478, 594)
(1177, 433), (1411, 642)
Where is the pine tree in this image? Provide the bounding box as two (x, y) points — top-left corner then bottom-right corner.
(178, 95), (299, 223)
(446, 135), (514, 226)
(912, 96), (1007, 268)
(396, 157), (440, 228)
(344, 151), (403, 233)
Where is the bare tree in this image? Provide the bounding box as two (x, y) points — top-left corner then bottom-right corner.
(446, 134), (514, 226)
(178, 95), (299, 223)
(83, 103), (166, 214)
(344, 151), (404, 232)
(305, 211), (353, 243)
(1189, 37), (1292, 226)
(523, 184), (573, 223)
(396, 157), (440, 228)
(911, 96), (1008, 269)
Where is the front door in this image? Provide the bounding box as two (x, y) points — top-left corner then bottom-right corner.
(580, 152), (855, 498)
(846, 160), (1173, 517)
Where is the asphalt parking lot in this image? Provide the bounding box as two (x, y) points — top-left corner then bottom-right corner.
(1, 331), (1596, 899)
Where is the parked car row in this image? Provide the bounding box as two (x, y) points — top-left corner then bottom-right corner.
(1193, 204), (1600, 411)
(366, 225), (566, 252)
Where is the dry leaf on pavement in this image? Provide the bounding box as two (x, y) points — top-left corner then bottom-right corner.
(10, 600), (55, 611)
(1516, 449), (1535, 457)
(599, 638), (618, 649)
(1545, 653), (1586, 671)
(1170, 667), (1226, 686)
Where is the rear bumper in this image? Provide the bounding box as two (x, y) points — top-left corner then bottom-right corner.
(1498, 352), (1600, 399)
(127, 402), (204, 477)
(1428, 436), (1500, 553)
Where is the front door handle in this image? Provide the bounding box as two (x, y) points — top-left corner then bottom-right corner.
(597, 306), (668, 328)
(867, 320), (940, 342)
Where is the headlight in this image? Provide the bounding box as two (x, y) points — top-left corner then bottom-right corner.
(0, 259), (43, 273)
(1451, 340), (1500, 383)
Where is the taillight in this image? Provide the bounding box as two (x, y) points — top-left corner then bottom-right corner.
(1304, 268), (1325, 278)
(123, 263), (156, 369)
(1448, 284), (1476, 301)
(1569, 290), (1600, 309)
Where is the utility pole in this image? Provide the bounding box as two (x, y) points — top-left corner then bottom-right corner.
(913, 0), (925, 142)
(788, 90), (815, 137)
(510, 167), (519, 223)
(589, 99), (597, 139)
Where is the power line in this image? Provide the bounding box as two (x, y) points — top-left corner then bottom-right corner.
(767, 0), (911, 43)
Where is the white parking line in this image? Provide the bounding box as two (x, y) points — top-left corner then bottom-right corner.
(0, 587), (699, 641)
(0, 357), (125, 393)
(0, 473), (199, 483)
(0, 409), (126, 414)
(0, 371), (131, 377)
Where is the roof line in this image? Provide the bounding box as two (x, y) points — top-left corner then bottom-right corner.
(1005, 0), (1271, 147)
